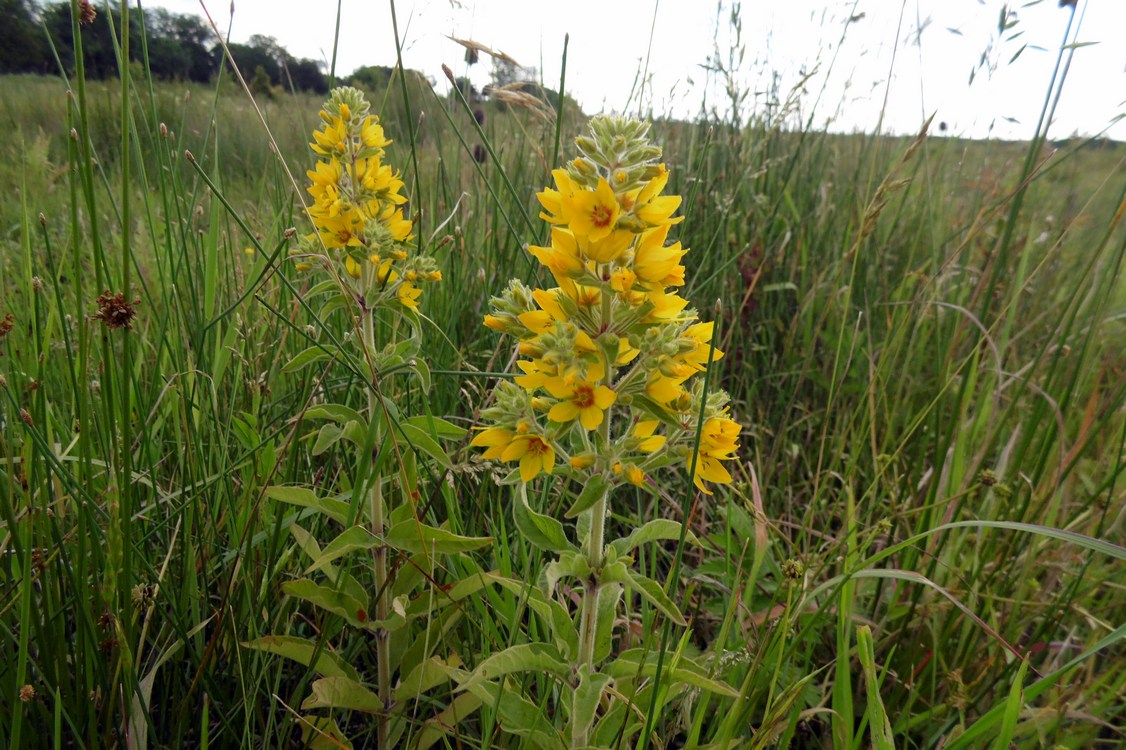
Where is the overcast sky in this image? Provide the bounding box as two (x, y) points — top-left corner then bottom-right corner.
(153, 0), (1125, 141)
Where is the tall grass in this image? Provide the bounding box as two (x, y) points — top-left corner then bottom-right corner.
(1, 1), (1124, 747)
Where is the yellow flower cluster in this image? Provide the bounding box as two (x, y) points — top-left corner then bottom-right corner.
(299, 87), (439, 309)
(474, 117), (740, 493)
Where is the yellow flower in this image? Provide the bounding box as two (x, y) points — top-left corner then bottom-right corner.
(361, 116), (390, 150)
(689, 416), (741, 494)
(502, 434), (556, 482)
(545, 380), (617, 430)
(570, 453), (595, 470)
(566, 178), (620, 243)
(311, 116), (349, 156)
(633, 224), (687, 288)
(537, 168), (578, 225)
(528, 227), (585, 284)
(581, 228), (633, 264)
(632, 167), (683, 227)
(398, 282), (422, 309)
(470, 427), (514, 459)
(632, 420), (666, 453)
(680, 321), (724, 371)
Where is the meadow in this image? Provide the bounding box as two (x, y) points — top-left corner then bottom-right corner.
(0, 12), (1125, 749)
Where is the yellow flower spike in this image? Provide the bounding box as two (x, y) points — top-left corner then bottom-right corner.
(500, 435), (555, 482)
(624, 465), (646, 487)
(566, 178), (621, 243)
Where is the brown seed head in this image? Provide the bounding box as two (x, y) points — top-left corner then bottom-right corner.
(19, 685), (36, 703)
(94, 291), (138, 330)
(78, 0), (96, 26)
(0, 312), (13, 338)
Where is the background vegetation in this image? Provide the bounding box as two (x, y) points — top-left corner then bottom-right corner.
(0, 1), (1124, 747)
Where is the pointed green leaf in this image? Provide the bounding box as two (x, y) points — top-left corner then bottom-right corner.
(306, 526), (382, 574)
(299, 715), (353, 750)
(610, 518), (700, 557)
(514, 485), (575, 553)
(565, 474), (609, 518)
(266, 486), (350, 526)
(462, 682), (566, 750)
(312, 423), (344, 456)
(242, 635), (358, 681)
(857, 625), (894, 750)
(300, 676), (383, 714)
(460, 643), (569, 691)
(404, 415), (467, 439)
(385, 520), (491, 555)
(606, 649), (738, 697)
(394, 656), (461, 703)
(282, 579), (370, 627)
(304, 404), (364, 426)
(622, 568), (687, 626)
(572, 669), (612, 739)
(283, 345), (338, 373)
(415, 692), (484, 750)
(396, 422), (455, 470)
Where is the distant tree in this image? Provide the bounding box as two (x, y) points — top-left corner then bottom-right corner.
(286, 57), (328, 94)
(349, 64), (396, 91)
(42, 2), (144, 79)
(0, 0), (48, 73)
(221, 41), (279, 84)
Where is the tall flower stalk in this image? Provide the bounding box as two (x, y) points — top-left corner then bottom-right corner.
(471, 116), (741, 747)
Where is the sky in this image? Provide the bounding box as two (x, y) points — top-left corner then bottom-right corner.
(152, 0), (1126, 141)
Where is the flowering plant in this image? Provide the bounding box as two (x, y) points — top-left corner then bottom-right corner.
(468, 116), (741, 747)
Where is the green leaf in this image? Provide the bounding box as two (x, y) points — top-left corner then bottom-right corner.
(514, 484), (575, 553)
(572, 668), (612, 739)
(606, 649), (738, 698)
(992, 656), (1029, 750)
(413, 357), (431, 393)
(385, 520), (491, 555)
(298, 715), (353, 750)
(484, 573), (579, 660)
(609, 518), (700, 557)
(304, 404), (364, 425)
(393, 422), (454, 470)
(565, 474), (609, 518)
(242, 635), (359, 681)
(403, 415), (467, 439)
(594, 583), (623, 663)
(266, 486), (350, 526)
(312, 423), (344, 456)
(394, 655), (461, 703)
(601, 564), (687, 627)
(282, 579), (370, 627)
(415, 692), (485, 750)
(459, 643), (569, 691)
(300, 676), (383, 714)
(283, 345), (338, 373)
(856, 625), (894, 750)
(462, 682), (566, 750)
(305, 526), (382, 575)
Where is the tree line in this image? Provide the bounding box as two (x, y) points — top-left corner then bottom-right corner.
(1, 0), (330, 93)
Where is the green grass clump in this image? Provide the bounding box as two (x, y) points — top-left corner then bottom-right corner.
(0, 3), (1124, 748)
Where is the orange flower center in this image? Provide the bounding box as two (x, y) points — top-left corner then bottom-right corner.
(590, 204), (613, 228)
(528, 436), (550, 455)
(573, 384), (595, 409)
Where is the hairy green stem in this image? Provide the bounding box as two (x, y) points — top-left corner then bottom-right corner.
(363, 306), (391, 748)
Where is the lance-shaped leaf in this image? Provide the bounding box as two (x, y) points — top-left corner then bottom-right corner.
(415, 692), (485, 750)
(394, 422), (455, 470)
(462, 681), (567, 750)
(394, 655), (463, 703)
(403, 415), (467, 439)
(572, 667), (612, 740)
(299, 715), (352, 750)
(305, 526), (381, 574)
(304, 404), (364, 426)
(282, 579), (370, 628)
(609, 518), (701, 557)
(485, 572), (579, 660)
(856, 625), (894, 750)
(565, 474), (609, 518)
(459, 643), (570, 691)
(514, 485), (575, 553)
(242, 635), (359, 681)
(385, 520), (491, 555)
(266, 486), (350, 526)
(301, 676), (383, 714)
(602, 563), (687, 627)
(606, 649), (739, 697)
(283, 345), (340, 373)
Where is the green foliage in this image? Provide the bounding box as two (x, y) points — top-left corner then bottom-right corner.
(0, 2), (1124, 745)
